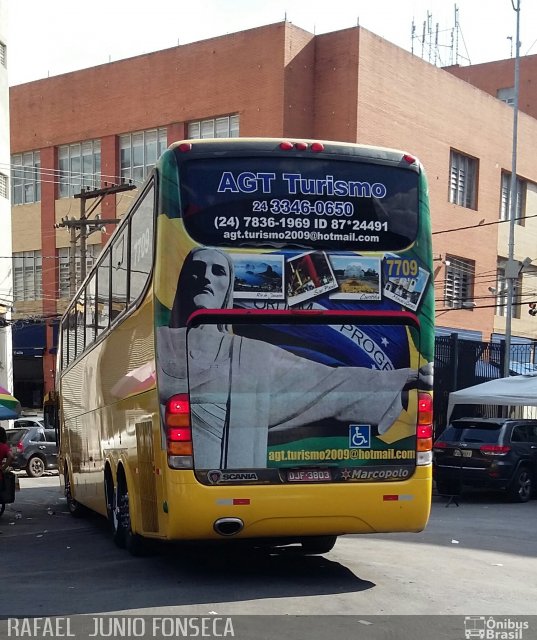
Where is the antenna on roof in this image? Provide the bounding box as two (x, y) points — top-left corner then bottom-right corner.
(411, 3), (470, 67)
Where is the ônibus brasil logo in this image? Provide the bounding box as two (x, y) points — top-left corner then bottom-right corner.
(464, 617), (529, 640)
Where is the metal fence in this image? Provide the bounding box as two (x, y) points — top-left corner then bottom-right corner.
(433, 334), (537, 435)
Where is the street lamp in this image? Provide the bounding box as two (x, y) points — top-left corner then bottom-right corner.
(503, 0), (521, 378)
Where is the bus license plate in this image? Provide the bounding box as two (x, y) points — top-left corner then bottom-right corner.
(287, 469), (332, 482)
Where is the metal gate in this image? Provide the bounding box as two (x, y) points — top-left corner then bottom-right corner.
(433, 334), (536, 436)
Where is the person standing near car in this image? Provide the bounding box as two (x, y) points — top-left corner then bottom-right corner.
(0, 426), (13, 479)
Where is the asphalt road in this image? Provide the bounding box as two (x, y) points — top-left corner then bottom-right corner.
(1, 474), (536, 626)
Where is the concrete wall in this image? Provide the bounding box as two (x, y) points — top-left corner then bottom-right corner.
(445, 55), (537, 121)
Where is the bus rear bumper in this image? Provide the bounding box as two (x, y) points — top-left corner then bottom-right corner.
(159, 469), (432, 541)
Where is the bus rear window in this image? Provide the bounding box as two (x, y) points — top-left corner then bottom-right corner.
(178, 157), (419, 251)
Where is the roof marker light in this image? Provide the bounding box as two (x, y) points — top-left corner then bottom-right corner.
(403, 154), (417, 164)
(279, 141), (294, 150)
(178, 143), (192, 153)
(311, 142), (325, 152)
(295, 142), (308, 151)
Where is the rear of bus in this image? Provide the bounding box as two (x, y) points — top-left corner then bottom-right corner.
(154, 138), (434, 545)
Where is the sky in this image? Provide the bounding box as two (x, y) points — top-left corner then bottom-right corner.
(6, 0), (537, 86)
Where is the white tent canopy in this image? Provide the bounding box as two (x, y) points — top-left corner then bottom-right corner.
(447, 372), (537, 422)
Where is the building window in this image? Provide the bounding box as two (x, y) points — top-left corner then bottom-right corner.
(0, 174), (7, 199)
(188, 115), (239, 139)
(58, 245), (99, 298)
(500, 171), (526, 226)
(497, 87), (515, 106)
(0, 42), (6, 68)
(449, 150), (478, 209)
(13, 251), (42, 301)
(119, 128), (167, 185)
(58, 140), (101, 198)
(11, 151), (41, 205)
(444, 256), (475, 309)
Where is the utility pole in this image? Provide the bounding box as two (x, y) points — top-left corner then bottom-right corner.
(503, 0), (521, 378)
(69, 220), (77, 298)
(55, 181), (136, 297)
(79, 195), (87, 283)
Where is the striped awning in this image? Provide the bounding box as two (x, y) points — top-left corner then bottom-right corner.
(0, 386), (21, 420)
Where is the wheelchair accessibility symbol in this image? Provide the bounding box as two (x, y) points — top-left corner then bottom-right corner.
(349, 425), (371, 449)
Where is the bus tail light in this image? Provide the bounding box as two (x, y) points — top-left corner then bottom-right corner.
(166, 394), (193, 466)
(417, 391), (433, 466)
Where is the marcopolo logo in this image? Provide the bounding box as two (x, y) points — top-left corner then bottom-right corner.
(207, 470), (258, 484)
(464, 617), (529, 640)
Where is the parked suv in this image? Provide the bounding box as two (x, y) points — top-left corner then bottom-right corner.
(433, 418), (537, 502)
(6, 422), (58, 478)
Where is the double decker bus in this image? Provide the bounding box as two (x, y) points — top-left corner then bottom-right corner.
(58, 138), (434, 555)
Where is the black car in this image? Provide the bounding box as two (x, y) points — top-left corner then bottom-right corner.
(433, 418), (537, 502)
(6, 423), (58, 478)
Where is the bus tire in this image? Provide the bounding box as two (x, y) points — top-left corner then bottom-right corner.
(113, 472), (128, 548)
(114, 470), (149, 556)
(125, 529), (149, 557)
(104, 470), (117, 531)
(64, 471), (86, 518)
(300, 535), (337, 554)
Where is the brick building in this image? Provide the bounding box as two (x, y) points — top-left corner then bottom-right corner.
(9, 21), (537, 406)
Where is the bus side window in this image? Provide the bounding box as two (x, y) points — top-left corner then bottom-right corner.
(129, 183), (154, 304)
(111, 229), (128, 321)
(75, 290), (85, 358)
(68, 306), (77, 365)
(97, 253), (111, 335)
(61, 322), (69, 370)
(85, 272), (97, 347)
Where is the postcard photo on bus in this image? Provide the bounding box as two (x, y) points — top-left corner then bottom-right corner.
(328, 255), (382, 301)
(382, 257), (430, 312)
(231, 253), (285, 300)
(285, 251), (338, 306)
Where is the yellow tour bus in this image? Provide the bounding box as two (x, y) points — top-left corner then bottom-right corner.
(58, 138), (434, 555)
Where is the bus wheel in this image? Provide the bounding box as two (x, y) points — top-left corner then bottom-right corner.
(300, 535), (337, 554)
(104, 471), (117, 531)
(65, 471), (86, 518)
(113, 476), (128, 548)
(114, 475), (148, 556)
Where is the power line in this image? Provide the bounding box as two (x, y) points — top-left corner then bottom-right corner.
(433, 213), (537, 235)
